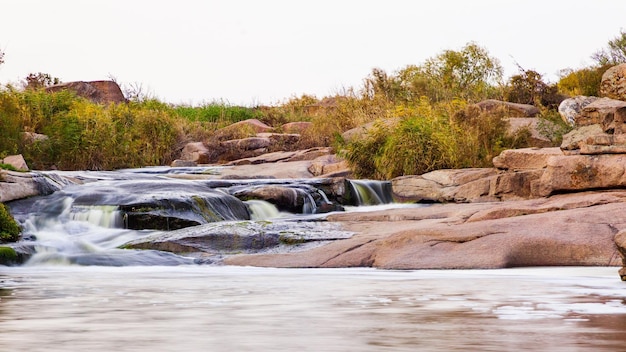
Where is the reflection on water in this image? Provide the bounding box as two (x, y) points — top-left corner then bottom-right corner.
(1, 266), (625, 352)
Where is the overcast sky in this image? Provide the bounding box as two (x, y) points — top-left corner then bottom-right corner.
(1, 0), (625, 106)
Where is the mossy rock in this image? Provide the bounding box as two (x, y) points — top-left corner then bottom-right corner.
(0, 246), (18, 265)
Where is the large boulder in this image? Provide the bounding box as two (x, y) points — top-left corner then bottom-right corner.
(560, 124), (605, 151)
(558, 96), (599, 126)
(536, 154), (626, 196)
(493, 147), (563, 170)
(224, 191), (626, 269)
(46, 80), (126, 104)
(475, 99), (540, 117)
(281, 122), (313, 134)
(0, 171), (75, 202)
(179, 142), (212, 164)
(506, 118), (556, 147)
(574, 97), (626, 131)
(2, 154), (29, 171)
(341, 118), (399, 143)
(600, 63), (626, 101)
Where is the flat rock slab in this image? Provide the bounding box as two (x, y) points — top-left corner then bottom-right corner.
(224, 191), (626, 269)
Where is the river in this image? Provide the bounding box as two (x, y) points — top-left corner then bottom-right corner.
(2, 168), (626, 351)
(1, 266), (625, 351)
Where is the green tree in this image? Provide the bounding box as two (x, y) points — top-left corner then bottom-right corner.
(592, 29), (626, 66)
(364, 42), (503, 104)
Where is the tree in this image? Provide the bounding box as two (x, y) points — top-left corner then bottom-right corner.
(367, 42), (503, 104)
(23, 72), (60, 90)
(592, 29), (626, 66)
(0, 49), (4, 66)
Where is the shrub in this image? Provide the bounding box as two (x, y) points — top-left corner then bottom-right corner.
(0, 203), (20, 243)
(557, 65), (612, 97)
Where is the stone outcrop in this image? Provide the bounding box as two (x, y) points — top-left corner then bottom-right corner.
(0, 171), (76, 202)
(558, 96), (599, 126)
(281, 122), (312, 134)
(506, 117), (556, 148)
(574, 97), (626, 130)
(179, 142), (212, 164)
(475, 99), (540, 117)
(46, 80), (126, 104)
(1, 155), (29, 171)
(614, 230), (626, 280)
(341, 118), (399, 143)
(600, 63), (626, 101)
(224, 191), (626, 269)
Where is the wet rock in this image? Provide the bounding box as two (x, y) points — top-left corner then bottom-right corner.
(600, 63), (626, 101)
(308, 154), (350, 177)
(123, 220), (353, 256)
(0, 171), (74, 202)
(170, 159), (198, 167)
(558, 96), (599, 126)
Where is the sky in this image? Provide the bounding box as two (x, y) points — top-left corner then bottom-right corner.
(1, 0), (625, 106)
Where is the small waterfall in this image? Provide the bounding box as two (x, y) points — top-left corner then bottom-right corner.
(246, 200), (281, 220)
(348, 179), (394, 206)
(70, 205), (123, 228)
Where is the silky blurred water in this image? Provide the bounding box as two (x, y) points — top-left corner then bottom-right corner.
(1, 266), (625, 352)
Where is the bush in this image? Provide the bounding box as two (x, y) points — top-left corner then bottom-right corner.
(0, 203), (20, 243)
(557, 65), (612, 97)
(341, 100), (533, 179)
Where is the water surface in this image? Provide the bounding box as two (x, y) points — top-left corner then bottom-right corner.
(1, 266), (625, 351)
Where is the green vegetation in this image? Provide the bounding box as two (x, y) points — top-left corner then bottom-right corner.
(0, 32), (623, 178)
(0, 204), (20, 242)
(0, 246), (18, 264)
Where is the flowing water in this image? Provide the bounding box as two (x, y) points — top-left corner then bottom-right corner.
(1, 266), (625, 351)
(2, 169), (626, 351)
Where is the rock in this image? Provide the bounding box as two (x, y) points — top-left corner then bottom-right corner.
(560, 124), (605, 151)
(46, 80), (126, 104)
(281, 122), (313, 133)
(123, 220), (353, 257)
(341, 118), (399, 143)
(614, 230), (626, 281)
(0, 171), (75, 202)
(600, 63), (626, 101)
(391, 168), (497, 203)
(170, 160), (197, 167)
(222, 137), (272, 151)
(506, 118), (556, 147)
(308, 154), (350, 177)
(224, 191), (626, 269)
(225, 147), (332, 166)
(574, 97), (626, 131)
(537, 154), (626, 196)
(256, 133), (300, 148)
(493, 147), (563, 170)
(558, 96), (599, 126)
(2, 154), (29, 171)
(21, 132), (49, 144)
(475, 99), (539, 117)
(180, 142), (212, 164)
(579, 133), (626, 154)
